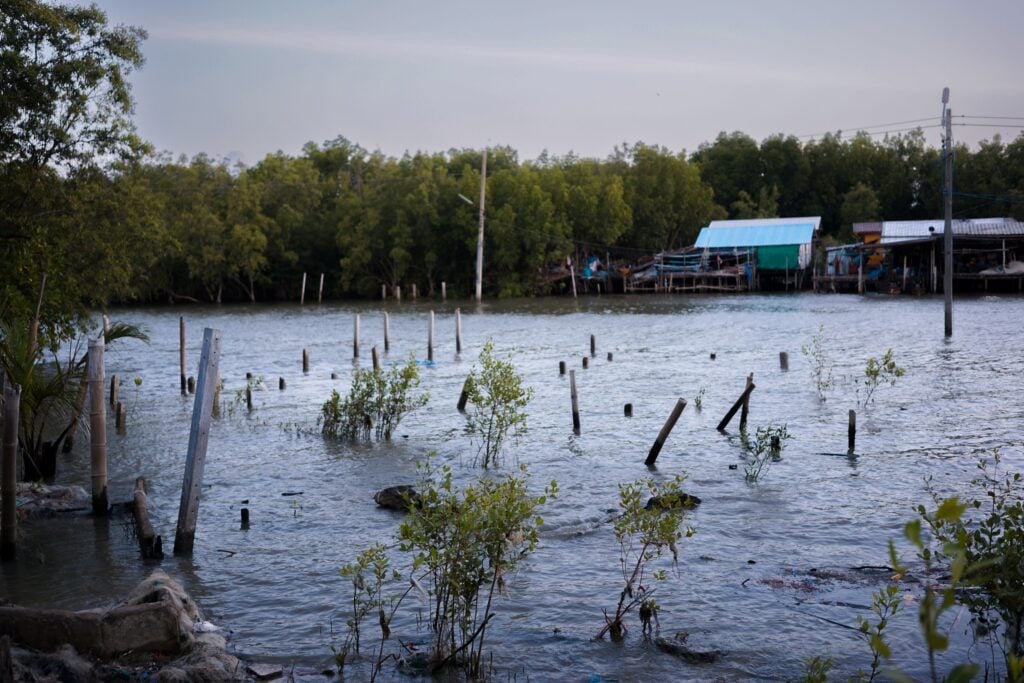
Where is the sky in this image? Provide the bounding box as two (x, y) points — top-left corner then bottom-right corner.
(93, 0), (1024, 166)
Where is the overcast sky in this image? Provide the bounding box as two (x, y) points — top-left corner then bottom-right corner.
(94, 0), (1024, 166)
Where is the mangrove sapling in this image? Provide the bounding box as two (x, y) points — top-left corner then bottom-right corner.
(860, 349), (905, 406)
(397, 460), (556, 678)
(801, 324), (835, 401)
(465, 341), (533, 468)
(320, 357), (427, 440)
(597, 475), (694, 641)
(744, 424), (790, 483)
(856, 583), (903, 682)
(693, 387), (707, 411)
(803, 655), (835, 682)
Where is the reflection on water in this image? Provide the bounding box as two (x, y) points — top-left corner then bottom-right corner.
(3, 293), (1023, 679)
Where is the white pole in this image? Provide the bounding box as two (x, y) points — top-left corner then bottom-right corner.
(475, 147), (488, 303)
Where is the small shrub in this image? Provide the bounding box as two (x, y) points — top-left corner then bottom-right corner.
(801, 324), (835, 401)
(860, 349), (905, 406)
(744, 424), (790, 483)
(803, 655), (835, 682)
(597, 475), (694, 640)
(856, 583), (903, 682)
(693, 387), (706, 411)
(320, 357), (427, 440)
(465, 341), (532, 468)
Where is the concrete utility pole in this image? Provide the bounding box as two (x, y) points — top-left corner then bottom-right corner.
(942, 87), (954, 337)
(475, 147), (487, 304)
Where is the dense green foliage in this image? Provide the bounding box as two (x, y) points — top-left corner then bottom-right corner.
(465, 341), (532, 468)
(320, 357), (427, 441)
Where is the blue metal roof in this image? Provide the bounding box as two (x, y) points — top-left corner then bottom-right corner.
(694, 223), (816, 248)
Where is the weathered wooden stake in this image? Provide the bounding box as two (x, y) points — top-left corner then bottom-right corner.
(115, 401), (126, 434)
(133, 477), (162, 559)
(457, 375), (472, 412)
(739, 373), (754, 430)
(246, 385), (252, 411)
(559, 361), (566, 375)
(607, 352), (613, 362)
(318, 272), (324, 304)
(382, 284), (387, 300)
(710, 353), (716, 361)
(109, 374), (119, 406)
(187, 376), (195, 394)
(383, 312), (390, 353)
(372, 345), (380, 371)
(353, 314), (361, 358)
(331, 372), (338, 380)
(300, 272), (307, 306)
(428, 310), (435, 362)
(88, 339), (108, 515)
(455, 308), (462, 354)
(2, 382), (21, 561)
(174, 327), (222, 556)
(590, 334), (596, 357)
(179, 316), (187, 395)
(717, 382), (756, 432)
(279, 377), (286, 390)
(624, 402), (633, 417)
(582, 357), (589, 369)
(394, 285), (401, 302)
(848, 410), (856, 453)
(570, 370), (581, 434)
(303, 348), (309, 373)
(240, 508), (250, 530)
(442, 282), (447, 301)
(645, 398), (687, 466)
(780, 352), (789, 371)
(412, 283), (418, 300)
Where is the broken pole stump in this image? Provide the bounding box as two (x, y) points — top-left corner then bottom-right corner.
(848, 410), (856, 453)
(353, 314), (361, 358)
(717, 382), (756, 432)
(394, 285), (401, 302)
(187, 376), (195, 394)
(278, 377), (286, 390)
(607, 352), (613, 362)
(133, 477), (162, 559)
(442, 282), (447, 301)
(302, 348), (309, 373)
(179, 317), (187, 395)
(780, 352), (789, 371)
(739, 373), (754, 430)
(646, 398), (687, 466)
(570, 370), (581, 434)
(590, 334), (596, 357)
(240, 508), (250, 530)
(109, 374), (119, 406)
(582, 357), (589, 369)
(559, 361), (566, 375)
(174, 327), (222, 556)
(246, 385), (252, 412)
(116, 402), (126, 434)
(88, 338), (108, 516)
(457, 375), (472, 412)
(2, 382), (21, 561)
(455, 308), (462, 354)
(428, 311), (435, 362)
(372, 345), (380, 371)
(381, 284), (387, 300)
(411, 283), (418, 300)
(624, 403), (633, 417)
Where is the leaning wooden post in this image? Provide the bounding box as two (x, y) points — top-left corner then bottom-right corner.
(134, 477), (162, 559)
(300, 272), (307, 305)
(569, 370), (581, 434)
(88, 338), (108, 516)
(717, 381), (756, 432)
(848, 410), (856, 453)
(174, 327), (222, 556)
(1, 382), (21, 561)
(457, 375), (472, 412)
(645, 398), (687, 466)
(428, 310), (435, 362)
(318, 272), (324, 304)
(455, 308), (462, 354)
(779, 352), (789, 371)
(353, 314), (361, 358)
(372, 345), (380, 371)
(739, 373), (754, 430)
(383, 312), (390, 353)
(179, 316), (187, 395)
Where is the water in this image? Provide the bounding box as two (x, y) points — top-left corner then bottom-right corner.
(3, 293), (1023, 680)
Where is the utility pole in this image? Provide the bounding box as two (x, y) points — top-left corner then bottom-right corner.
(475, 147), (487, 304)
(942, 88), (953, 337)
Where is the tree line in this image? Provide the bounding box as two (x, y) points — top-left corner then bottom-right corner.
(3, 1), (1024, 339)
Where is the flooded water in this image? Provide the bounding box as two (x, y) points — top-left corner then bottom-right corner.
(3, 293), (1023, 680)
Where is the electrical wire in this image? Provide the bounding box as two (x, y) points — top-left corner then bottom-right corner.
(796, 117), (939, 139)
(957, 115), (1024, 122)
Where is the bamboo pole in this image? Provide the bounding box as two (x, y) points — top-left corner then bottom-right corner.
(88, 339), (108, 516)
(717, 382), (756, 432)
(174, 327), (222, 556)
(1, 382), (21, 561)
(300, 272), (307, 305)
(318, 272), (324, 304)
(109, 374), (119, 407)
(645, 398), (687, 466)
(739, 373), (753, 430)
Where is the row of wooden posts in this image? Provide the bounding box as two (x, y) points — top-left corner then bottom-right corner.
(295, 272), (456, 307)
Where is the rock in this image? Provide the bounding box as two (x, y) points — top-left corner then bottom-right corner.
(645, 493), (701, 511)
(655, 636), (723, 663)
(374, 485), (420, 512)
(247, 661), (284, 679)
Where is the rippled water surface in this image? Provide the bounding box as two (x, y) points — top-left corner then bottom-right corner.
(3, 293), (1024, 680)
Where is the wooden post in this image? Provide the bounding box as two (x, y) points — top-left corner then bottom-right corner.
(442, 282), (447, 301)
(115, 401), (126, 434)
(457, 375), (472, 412)
(570, 260), (578, 298)
(179, 317), (187, 395)
(372, 345), (380, 371)
(318, 272), (324, 304)
(848, 409), (856, 453)
(395, 285), (401, 302)
(428, 310), (434, 362)
(590, 334), (596, 357)
(902, 255), (908, 292)
(624, 403), (632, 417)
(187, 376), (195, 394)
(559, 361), (566, 375)
(2, 382), (21, 561)
(582, 357), (589, 369)
(710, 353), (716, 361)
(412, 283), (418, 300)
(739, 373), (754, 430)
(174, 327), (222, 556)
(455, 308), (462, 354)
(302, 348), (309, 373)
(382, 284), (387, 300)
(383, 312), (390, 353)
(570, 370), (581, 434)
(353, 314), (361, 358)
(279, 377), (286, 390)
(779, 352), (789, 371)
(133, 477), (162, 559)
(943, 105), (954, 338)
(607, 352), (613, 362)
(300, 272), (307, 306)
(109, 374), (119, 406)
(240, 508), (250, 530)
(645, 398), (687, 466)
(857, 255), (864, 294)
(246, 385), (252, 411)
(88, 339), (108, 515)
(717, 382), (756, 432)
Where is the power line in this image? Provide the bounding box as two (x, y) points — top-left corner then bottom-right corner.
(952, 123), (1024, 129)
(957, 115), (1024, 122)
(796, 116), (938, 139)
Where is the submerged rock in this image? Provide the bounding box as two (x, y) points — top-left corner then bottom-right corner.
(374, 485), (421, 512)
(655, 636), (722, 663)
(645, 493), (701, 511)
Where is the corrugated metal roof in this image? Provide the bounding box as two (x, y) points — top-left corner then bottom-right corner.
(708, 216), (822, 232)
(695, 223), (816, 248)
(880, 218), (1024, 243)
(853, 221), (882, 235)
